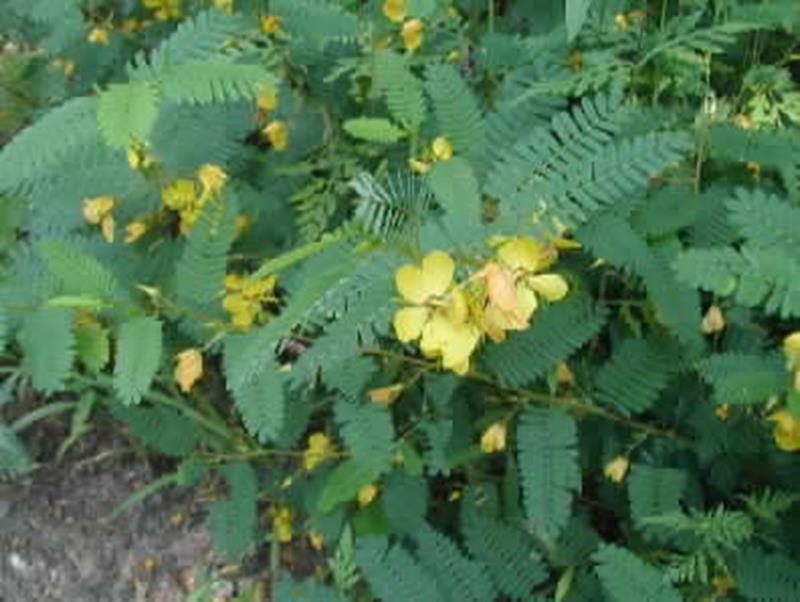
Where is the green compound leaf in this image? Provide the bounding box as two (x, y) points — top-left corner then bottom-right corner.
(113, 316), (163, 405)
(517, 407), (581, 540)
(98, 81), (160, 148)
(18, 306), (75, 394)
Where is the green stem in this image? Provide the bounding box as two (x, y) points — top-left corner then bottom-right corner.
(361, 347), (682, 440)
(74, 373), (234, 443)
(11, 401), (78, 433)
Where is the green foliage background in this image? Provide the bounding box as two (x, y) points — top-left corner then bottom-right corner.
(1, 0), (800, 600)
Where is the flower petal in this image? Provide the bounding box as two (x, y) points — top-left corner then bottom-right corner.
(393, 306), (429, 342)
(528, 273), (569, 302)
(480, 262), (518, 311)
(440, 321), (480, 374)
(395, 264), (428, 304)
(420, 250), (455, 297)
(497, 237), (549, 272)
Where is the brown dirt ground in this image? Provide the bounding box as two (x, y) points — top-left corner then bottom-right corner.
(0, 445), (214, 602)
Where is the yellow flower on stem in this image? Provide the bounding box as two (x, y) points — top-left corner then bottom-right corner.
(87, 27), (110, 45)
(100, 214), (115, 243)
(302, 432), (336, 471)
(260, 15), (282, 34)
(393, 251), (480, 374)
(480, 422), (507, 454)
(174, 348), (203, 393)
(271, 506), (293, 543)
(83, 196), (116, 225)
(357, 484), (379, 506)
(604, 456), (630, 483)
(769, 410), (800, 452)
(124, 220), (148, 243)
(196, 163), (227, 200)
(478, 236), (569, 342)
(223, 273), (277, 329)
(401, 19), (423, 51)
(784, 331), (800, 370)
(701, 305), (726, 334)
(162, 179), (198, 210)
(431, 136), (453, 161)
(257, 87), (279, 113)
(263, 120), (289, 151)
(383, 0), (407, 22)
(368, 383), (405, 405)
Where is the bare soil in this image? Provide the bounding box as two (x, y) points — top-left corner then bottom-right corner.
(0, 448), (212, 602)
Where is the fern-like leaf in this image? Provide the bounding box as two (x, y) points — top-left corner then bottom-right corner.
(97, 81), (160, 148)
(517, 407), (581, 540)
(113, 316), (163, 405)
(698, 353), (786, 406)
(480, 295), (608, 387)
(461, 510), (548, 599)
(208, 462), (258, 559)
(231, 365), (287, 444)
(355, 536), (444, 602)
(334, 400), (394, 475)
(18, 306), (74, 394)
(593, 544), (683, 602)
(425, 64), (485, 159)
(593, 337), (680, 415)
(373, 50), (426, 129)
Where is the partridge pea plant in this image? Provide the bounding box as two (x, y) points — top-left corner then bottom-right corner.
(1, 0), (800, 600)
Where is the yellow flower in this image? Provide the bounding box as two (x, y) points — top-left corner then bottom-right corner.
(603, 456), (630, 483)
(497, 237), (556, 273)
(555, 362), (575, 386)
(368, 384), (405, 405)
(127, 145), (155, 170)
(124, 220), (148, 243)
(714, 404), (731, 421)
(143, 0), (183, 21)
(357, 484), (379, 506)
(393, 251), (481, 374)
(480, 422), (507, 454)
(87, 27), (110, 45)
(477, 237), (569, 341)
(120, 18), (143, 36)
(212, 0), (234, 14)
(223, 273), (277, 329)
(161, 179), (198, 210)
(701, 305), (726, 334)
(419, 311), (481, 374)
(100, 214), (115, 243)
(257, 87), (279, 113)
(382, 0), (406, 22)
(395, 250), (455, 307)
(769, 410), (800, 452)
(196, 163), (228, 199)
(82, 196), (116, 225)
(303, 432), (336, 471)
(260, 15), (282, 34)
(174, 348), (203, 393)
(271, 506), (293, 543)
(784, 331), (800, 370)
(408, 158), (431, 174)
(431, 136), (453, 161)
(52, 58), (75, 77)
(263, 120), (289, 151)
(308, 532), (325, 551)
(401, 19), (424, 51)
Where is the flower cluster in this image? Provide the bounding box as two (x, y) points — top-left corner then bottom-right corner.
(409, 135), (453, 174)
(769, 332), (800, 452)
(383, 0), (423, 51)
(161, 163), (227, 234)
(223, 273), (278, 330)
(392, 237), (570, 375)
(82, 196), (117, 242)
